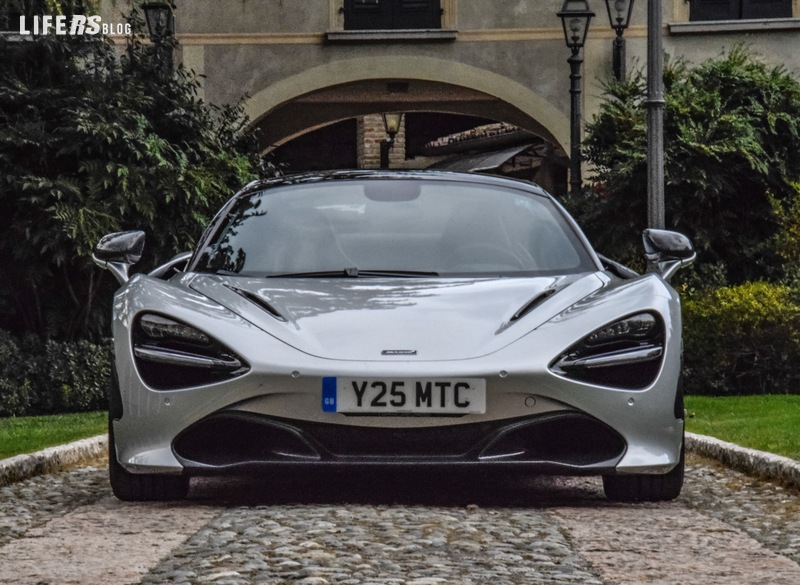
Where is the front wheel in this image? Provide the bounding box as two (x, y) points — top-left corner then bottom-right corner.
(108, 419), (189, 502)
(602, 445), (684, 502)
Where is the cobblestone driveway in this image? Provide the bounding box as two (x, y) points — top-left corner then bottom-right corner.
(1, 453), (799, 584)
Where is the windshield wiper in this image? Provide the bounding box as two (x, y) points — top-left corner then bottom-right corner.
(267, 268), (439, 278)
(267, 268), (361, 278)
(355, 269), (440, 277)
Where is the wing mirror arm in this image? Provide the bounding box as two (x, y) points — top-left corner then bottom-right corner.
(92, 255), (133, 285)
(148, 251), (193, 279)
(92, 231), (146, 285)
(643, 229), (696, 282)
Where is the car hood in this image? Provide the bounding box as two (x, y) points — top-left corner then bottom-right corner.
(187, 273), (604, 361)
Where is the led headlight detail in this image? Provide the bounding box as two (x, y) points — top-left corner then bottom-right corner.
(139, 314), (211, 344)
(550, 312), (664, 389)
(585, 313), (658, 346)
(132, 313), (249, 390)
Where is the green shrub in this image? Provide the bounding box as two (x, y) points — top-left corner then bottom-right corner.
(30, 338), (112, 414)
(0, 330), (111, 417)
(0, 331), (32, 417)
(683, 282), (800, 394)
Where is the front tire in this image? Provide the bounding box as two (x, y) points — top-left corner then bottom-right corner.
(108, 419), (189, 501)
(602, 445), (684, 502)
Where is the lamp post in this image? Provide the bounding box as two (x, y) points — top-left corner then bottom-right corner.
(380, 112), (403, 169)
(558, 0), (594, 197)
(647, 0), (665, 230)
(604, 0), (634, 81)
(142, 1), (175, 72)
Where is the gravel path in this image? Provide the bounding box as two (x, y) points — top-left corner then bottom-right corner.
(0, 454), (798, 584)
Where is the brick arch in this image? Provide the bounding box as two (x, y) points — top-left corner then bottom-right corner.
(244, 55), (569, 154)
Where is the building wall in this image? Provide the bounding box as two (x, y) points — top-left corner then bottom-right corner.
(101, 0), (800, 157)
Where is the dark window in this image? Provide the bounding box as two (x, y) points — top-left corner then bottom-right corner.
(344, 0), (441, 30)
(405, 113), (494, 157)
(271, 119), (358, 172)
(690, 0), (791, 21)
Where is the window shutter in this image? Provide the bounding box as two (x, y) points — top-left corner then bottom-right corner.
(344, 0), (391, 30)
(741, 0), (792, 18)
(689, 0), (740, 20)
(394, 0), (441, 29)
(344, 0), (441, 30)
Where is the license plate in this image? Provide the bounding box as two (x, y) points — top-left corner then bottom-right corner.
(322, 377), (486, 414)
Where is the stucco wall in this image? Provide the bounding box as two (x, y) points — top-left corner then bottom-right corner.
(100, 0), (800, 157)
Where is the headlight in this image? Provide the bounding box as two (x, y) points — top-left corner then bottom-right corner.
(138, 314), (211, 344)
(132, 313), (249, 390)
(550, 312), (664, 389)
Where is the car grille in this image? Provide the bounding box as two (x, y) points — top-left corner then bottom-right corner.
(173, 411), (626, 471)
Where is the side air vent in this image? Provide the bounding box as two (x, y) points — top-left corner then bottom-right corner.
(227, 286), (287, 322)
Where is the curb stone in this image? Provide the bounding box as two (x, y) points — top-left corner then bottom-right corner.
(0, 432), (798, 490)
(0, 434), (107, 487)
(686, 431), (800, 489)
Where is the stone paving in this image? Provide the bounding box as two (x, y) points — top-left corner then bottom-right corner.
(0, 461), (107, 548)
(0, 454), (799, 584)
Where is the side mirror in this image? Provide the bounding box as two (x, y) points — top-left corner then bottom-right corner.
(643, 228), (696, 281)
(92, 230), (145, 285)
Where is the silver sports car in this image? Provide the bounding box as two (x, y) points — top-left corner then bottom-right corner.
(93, 170), (695, 502)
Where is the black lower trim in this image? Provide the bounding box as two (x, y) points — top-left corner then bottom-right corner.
(173, 411), (626, 475)
(108, 363), (123, 421)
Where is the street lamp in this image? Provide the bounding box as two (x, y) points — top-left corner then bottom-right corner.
(557, 0), (594, 197)
(142, 1), (175, 72)
(604, 0), (634, 81)
(647, 0), (665, 230)
(380, 112), (403, 169)
(142, 1), (174, 39)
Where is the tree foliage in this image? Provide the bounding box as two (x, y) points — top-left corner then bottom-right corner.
(569, 46), (800, 285)
(0, 9), (260, 341)
(0, 0), (99, 28)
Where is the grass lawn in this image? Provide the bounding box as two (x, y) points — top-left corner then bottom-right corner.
(685, 395), (800, 460)
(0, 411), (106, 460)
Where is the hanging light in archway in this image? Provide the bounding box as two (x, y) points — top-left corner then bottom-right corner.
(380, 113), (404, 169)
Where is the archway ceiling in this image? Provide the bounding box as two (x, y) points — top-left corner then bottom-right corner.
(253, 79), (558, 153)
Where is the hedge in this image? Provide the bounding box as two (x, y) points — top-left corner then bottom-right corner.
(683, 281), (800, 395)
(0, 330), (111, 417)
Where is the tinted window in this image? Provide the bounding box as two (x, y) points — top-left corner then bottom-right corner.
(689, 0), (791, 20)
(195, 179), (596, 277)
(344, 0), (441, 30)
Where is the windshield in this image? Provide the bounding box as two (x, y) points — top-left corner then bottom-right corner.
(194, 179), (596, 277)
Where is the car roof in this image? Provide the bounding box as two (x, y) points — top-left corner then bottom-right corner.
(234, 170), (552, 201)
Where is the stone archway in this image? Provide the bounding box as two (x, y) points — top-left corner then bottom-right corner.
(244, 55), (570, 155)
